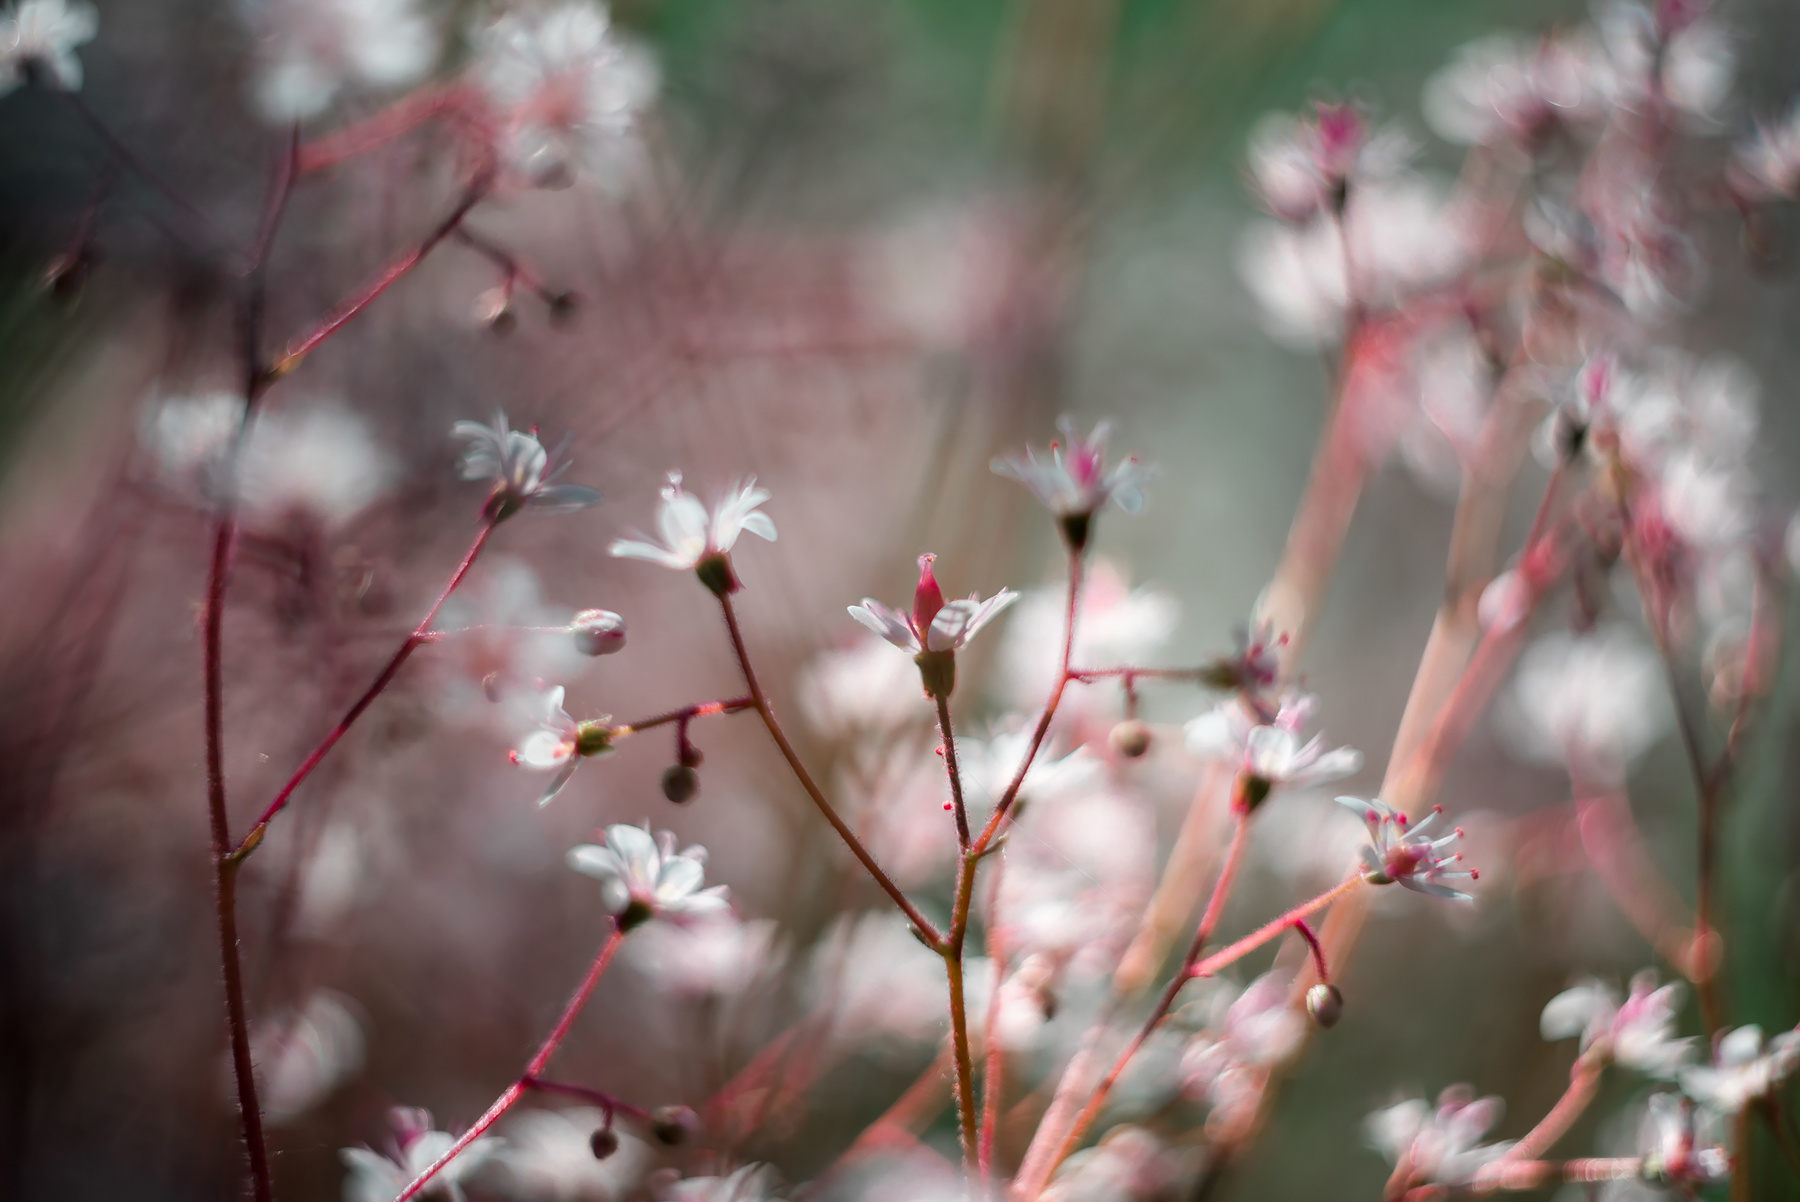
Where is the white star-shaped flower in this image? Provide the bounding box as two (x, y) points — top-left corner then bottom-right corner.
(567, 823), (728, 926)
(608, 472), (775, 587)
(452, 413), (602, 521)
(1338, 797), (1477, 900)
(511, 686), (614, 806)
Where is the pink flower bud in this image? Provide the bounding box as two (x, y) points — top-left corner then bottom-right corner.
(912, 553), (946, 634)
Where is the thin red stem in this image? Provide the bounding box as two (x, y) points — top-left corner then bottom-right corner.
(978, 859), (1008, 1189)
(616, 697), (755, 736)
(973, 551), (1083, 854)
(1189, 874), (1363, 981)
(396, 924), (625, 1202)
(936, 693), (972, 849)
(520, 1076), (651, 1122)
(716, 592), (942, 946)
(271, 178), (492, 378)
(1291, 918), (1329, 984)
(233, 520), (495, 858)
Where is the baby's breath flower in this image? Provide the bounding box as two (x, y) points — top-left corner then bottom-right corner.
(1365, 1086), (1512, 1188)
(567, 823), (728, 929)
(848, 554), (1017, 697)
(0, 0), (96, 95)
(453, 413), (603, 522)
(475, 0), (658, 190)
(1680, 1024), (1800, 1114)
(511, 686), (615, 805)
(1186, 691), (1361, 812)
(608, 471), (775, 595)
(1244, 101), (1415, 223)
(341, 1107), (501, 1202)
(991, 417), (1148, 549)
(1338, 797), (1477, 900)
(1540, 970), (1694, 1078)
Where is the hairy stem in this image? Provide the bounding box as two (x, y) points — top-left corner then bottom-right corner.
(937, 694), (972, 849)
(396, 924), (626, 1202)
(717, 592), (942, 945)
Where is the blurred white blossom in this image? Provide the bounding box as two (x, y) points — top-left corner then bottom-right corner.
(497, 1109), (647, 1202)
(1680, 1024), (1800, 1114)
(238, 401), (397, 527)
(806, 912), (945, 1051)
(1540, 970), (1693, 1077)
(1365, 1086), (1512, 1188)
(627, 913), (782, 998)
(246, 990), (365, 1123)
(1422, 30), (1605, 148)
(797, 634), (933, 737)
(0, 0), (95, 93)
(246, 0), (437, 122)
(1500, 625), (1672, 776)
(341, 1107), (502, 1202)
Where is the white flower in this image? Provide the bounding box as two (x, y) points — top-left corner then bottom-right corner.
(475, 0), (658, 190)
(0, 0), (96, 94)
(453, 413), (603, 521)
(498, 1109), (647, 1202)
(1365, 1086), (1512, 1187)
(244, 990), (365, 1124)
(1681, 1025), (1800, 1114)
(797, 634), (933, 737)
(1422, 30), (1605, 148)
(659, 1164), (782, 1202)
(512, 686), (613, 805)
(1338, 797), (1477, 900)
(1539, 970), (1693, 1078)
(1733, 100), (1800, 201)
(567, 823), (728, 925)
(849, 555), (1017, 657)
(341, 1107), (501, 1202)
(1501, 625), (1672, 775)
(238, 401), (397, 527)
(990, 416), (1149, 522)
(627, 914), (782, 998)
(806, 911), (946, 1050)
(1187, 692), (1361, 805)
(608, 471), (776, 576)
(1632, 1092), (1731, 1187)
(1595, 1), (1735, 124)
(1237, 179), (1475, 348)
(142, 391), (243, 500)
(1243, 102), (1414, 223)
(1178, 974), (1306, 1108)
(246, 0), (437, 123)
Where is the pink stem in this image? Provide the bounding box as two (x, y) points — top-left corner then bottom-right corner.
(1189, 875), (1363, 981)
(233, 520), (495, 858)
(396, 924), (626, 1202)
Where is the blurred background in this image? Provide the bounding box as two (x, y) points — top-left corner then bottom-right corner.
(1, 0), (1798, 1199)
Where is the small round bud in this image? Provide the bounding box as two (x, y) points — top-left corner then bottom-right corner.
(1306, 983), (1344, 1029)
(1109, 719), (1152, 758)
(661, 764), (699, 804)
(588, 1127), (619, 1160)
(548, 292), (581, 325)
(475, 286), (517, 334)
(650, 1105), (699, 1146)
(572, 609), (627, 656)
(678, 744), (704, 769)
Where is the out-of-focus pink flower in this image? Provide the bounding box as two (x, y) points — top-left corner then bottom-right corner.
(1178, 973), (1306, 1109)
(498, 1108), (648, 1202)
(1364, 1086), (1512, 1188)
(341, 1107), (502, 1202)
(475, 0), (658, 190)
(991, 417), (1149, 523)
(1244, 102), (1415, 223)
(1681, 1024), (1800, 1114)
(247, 0), (437, 123)
(1732, 101), (1800, 201)
(1500, 625), (1672, 777)
(1540, 970), (1694, 1077)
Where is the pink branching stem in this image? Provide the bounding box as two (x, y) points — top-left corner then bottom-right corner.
(1065, 666), (1206, 684)
(297, 83), (478, 175)
(978, 858), (1009, 1190)
(1475, 1047), (1608, 1191)
(1572, 787), (1705, 978)
(203, 128), (302, 1202)
(1290, 918), (1329, 983)
(936, 694), (973, 850)
(232, 519), (497, 859)
(396, 923), (626, 1202)
(715, 592), (942, 945)
(452, 226), (564, 304)
(520, 1076), (651, 1123)
(972, 550), (1083, 855)
(270, 175), (494, 379)
(1467, 1156), (1644, 1193)
(1019, 815), (1263, 1196)
(935, 693), (980, 1169)
(1188, 874), (1363, 982)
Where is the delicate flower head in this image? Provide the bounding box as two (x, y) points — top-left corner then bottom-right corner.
(849, 555), (1018, 671)
(608, 471), (775, 592)
(1199, 621), (1286, 695)
(1178, 973), (1307, 1108)
(341, 1106), (502, 1202)
(1364, 1086), (1512, 1188)
(1422, 31), (1605, 149)
(238, 401), (397, 528)
(991, 417), (1149, 543)
(1244, 101), (1415, 223)
(1732, 100), (1800, 201)
(475, 0), (658, 190)
(567, 823), (728, 927)
(1187, 691), (1360, 811)
(511, 686), (615, 805)
(1501, 625), (1673, 777)
(0, 0), (96, 95)
(498, 1108), (648, 1202)
(1338, 797), (1477, 900)
(246, 0), (437, 123)
(1636, 1091), (1731, 1186)
(1680, 1024), (1800, 1114)
(1540, 970), (1693, 1078)
(453, 413), (602, 522)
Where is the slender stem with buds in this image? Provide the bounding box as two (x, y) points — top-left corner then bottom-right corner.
(233, 520), (496, 859)
(936, 695), (973, 849)
(616, 697), (755, 735)
(716, 592), (942, 945)
(396, 924), (626, 1202)
(520, 1076), (652, 1123)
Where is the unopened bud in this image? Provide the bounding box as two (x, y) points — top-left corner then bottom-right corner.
(572, 609), (627, 656)
(661, 764), (699, 804)
(1109, 719), (1152, 758)
(650, 1105), (699, 1146)
(549, 291), (581, 325)
(475, 286), (517, 334)
(588, 1127), (619, 1159)
(1306, 983), (1344, 1029)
